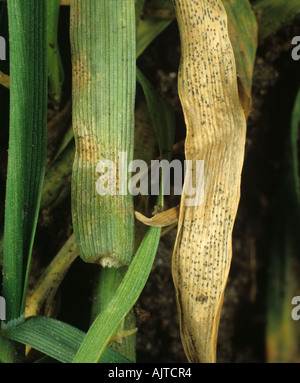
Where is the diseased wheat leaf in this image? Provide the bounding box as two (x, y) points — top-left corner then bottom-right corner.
(70, 0), (136, 267)
(171, 0), (247, 363)
(72, 30), (175, 364)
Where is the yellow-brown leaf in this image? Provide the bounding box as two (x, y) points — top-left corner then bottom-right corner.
(172, 0), (247, 363)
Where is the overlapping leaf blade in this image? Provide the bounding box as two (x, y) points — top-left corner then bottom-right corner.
(253, 0), (300, 40)
(73, 66), (175, 365)
(1, 316), (131, 363)
(222, 0), (258, 117)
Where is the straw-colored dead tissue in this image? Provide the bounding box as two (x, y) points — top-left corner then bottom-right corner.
(172, 0), (247, 362)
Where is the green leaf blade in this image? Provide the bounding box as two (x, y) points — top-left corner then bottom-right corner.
(253, 0), (300, 40)
(0, 316), (131, 363)
(72, 225), (162, 363)
(3, 0), (47, 324)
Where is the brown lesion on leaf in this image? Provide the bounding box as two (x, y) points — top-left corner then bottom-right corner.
(76, 132), (98, 163)
(72, 56), (91, 91)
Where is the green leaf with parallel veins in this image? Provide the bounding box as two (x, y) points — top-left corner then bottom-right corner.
(0, 316), (131, 363)
(222, 0), (258, 118)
